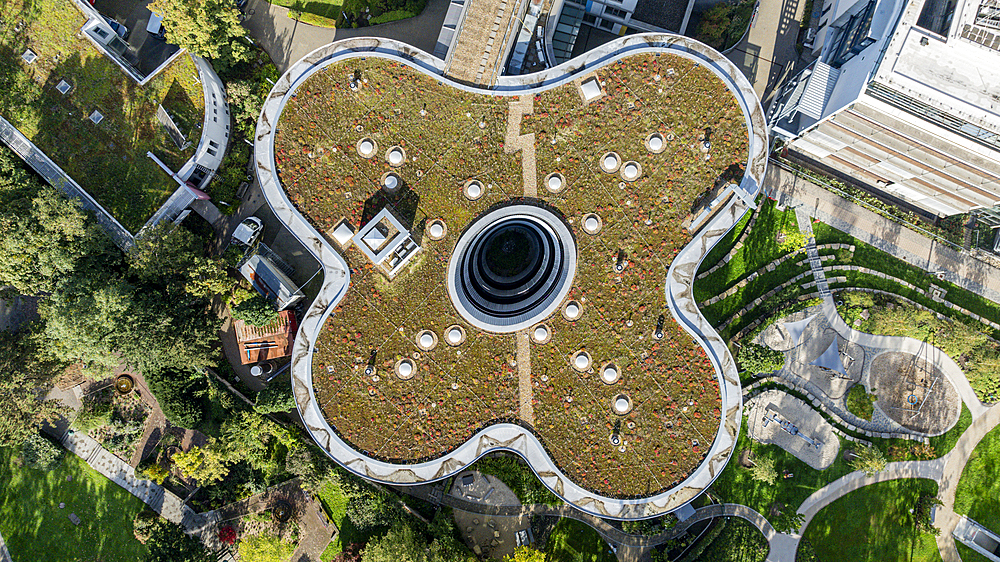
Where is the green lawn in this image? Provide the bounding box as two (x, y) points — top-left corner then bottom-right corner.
(677, 518), (768, 562)
(546, 518), (616, 562)
(0, 446), (150, 561)
(801, 478), (942, 562)
(845, 385), (876, 421)
(699, 201), (755, 275)
(928, 404), (971, 456)
(268, 0), (426, 27)
(695, 198), (801, 303)
(316, 479), (370, 559)
(711, 421), (853, 519)
(954, 424), (1000, 535)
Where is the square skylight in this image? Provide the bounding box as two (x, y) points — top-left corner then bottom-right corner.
(89, 110), (104, 125)
(21, 49), (37, 64)
(580, 78), (603, 101)
(56, 80), (71, 95)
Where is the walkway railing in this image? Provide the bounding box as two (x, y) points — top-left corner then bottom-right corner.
(0, 115), (135, 250)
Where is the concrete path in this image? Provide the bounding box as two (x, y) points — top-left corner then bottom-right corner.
(57, 430), (208, 533)
(934, 402), (1000, 562)
(770, 161), (1000, 305)
(242, 0), (451, 72)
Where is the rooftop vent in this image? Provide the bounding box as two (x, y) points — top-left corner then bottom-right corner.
(56, 79), (72, 95)
(89, 110), (104, 125)
(21, 49), (37, 64)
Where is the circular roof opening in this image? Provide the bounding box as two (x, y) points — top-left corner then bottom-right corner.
(534, 325), (549, 341)
(429, 222), (444, 238)
(548, 175), (562, 190)
(396, 359), (414, 379)
(601, 364), (620, 384)
(613, 395), (632, 415)
(420, 333), (434, 347)
(648, 134), (663, 152)
(447, 204), (576, 333)
(573, 351), (591, 372)
(622, 162), (640, 181)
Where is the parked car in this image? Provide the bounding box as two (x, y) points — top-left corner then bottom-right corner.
(232, 217), (264, 247)
(102, 16), (129, 40)
(146, 11), (166, 40)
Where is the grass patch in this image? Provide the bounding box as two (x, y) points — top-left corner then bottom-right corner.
(928, 403), (971, 456)
(0, 0), (204, 232)
(472, 455), (561, 506)
(845, 384), (876, 421)
(695, 198), (802, 303)
(711, 421), (853, 518)
(0, 446), (150, 561)
(316, 479), (369, 553)
(698, 201), (754, 275)
(801, 478), (942, 562)
(268, 0), (425, 27)
(546, 518), (616, 562)
(954, 424), (1000, 534)
(680, 518), (768, 562)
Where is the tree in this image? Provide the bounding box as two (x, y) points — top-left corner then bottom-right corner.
(285, 445), (332, 492)
(255, 375), (295, 414)
(148, 0), (251, 69)
(361, 520), (476, 562)
(143, 519), (214, 562)
(144, 369), (207, 428)
(231, 293), (279, 327)
(39, 277), (132, 375)
(172, 439), (231, 484)
(749, 455), (777, 485)
(850, 445), (887, 476)
(21, 431), (64, 470)
(221, 410), (300, 474)
(185, 256), (234, 299)
(128, 223), (199, 285)
(504, 547), (546, 562)
(0, 150), (117, 295)
(0, 329), (68, 447)
(114, 287), (218, 375)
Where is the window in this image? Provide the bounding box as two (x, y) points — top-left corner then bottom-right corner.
(604, 6), (628, 19)
(598, 18), (615, 29)
(207, 147), (218, 156)
(209, 140), (219, 149)
(583, 13), (597, 24)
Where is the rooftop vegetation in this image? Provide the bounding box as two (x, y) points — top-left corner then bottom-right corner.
(276, 54), (749, 496)
(0, 0), (204, 232)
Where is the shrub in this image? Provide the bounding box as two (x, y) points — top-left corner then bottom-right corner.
(231, 293), (279, 327)
(219, 525), (237, 545)
(133, 508), (160, 544)
(737, 343), (785, 374)
(238, 533), (296, 562)
(74, 392), (113, 432)
(145, 369), (207, 428)
(22, 432), (64, 471)
(845, 385), (877, 420)
(850, 445), (886, 476)
(749, 455), (777, 485)
(138, 462), (171, 485)
(255, 376), (295, 414)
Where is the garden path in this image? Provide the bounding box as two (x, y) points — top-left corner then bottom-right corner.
(933, 401), (1000, 562)
(790, 202), (988, 420)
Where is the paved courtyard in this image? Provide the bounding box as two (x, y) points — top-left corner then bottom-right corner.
(450, 471), (530, 558)
(746, 390), (840, 469)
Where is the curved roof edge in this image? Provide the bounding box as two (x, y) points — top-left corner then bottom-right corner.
(253, 33), (768, 520)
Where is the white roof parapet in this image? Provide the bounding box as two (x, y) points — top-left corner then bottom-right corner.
(253, 33), (768, 520)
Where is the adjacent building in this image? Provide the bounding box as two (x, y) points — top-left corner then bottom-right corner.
(769, 0), (1000, 219)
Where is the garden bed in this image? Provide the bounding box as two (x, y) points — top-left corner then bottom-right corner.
(73, 386), (151, 462)
(0, 0), (204, 232)
(276, 54), (749, 496)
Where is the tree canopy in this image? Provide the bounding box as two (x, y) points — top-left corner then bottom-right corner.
(0, 328), (68, 447)
(148, 0), (251, 69)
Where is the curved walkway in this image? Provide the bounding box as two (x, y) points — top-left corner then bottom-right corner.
(0, 530), (11, 562)
(934, 402), (1000, 562)
(400, 482), (775, 550)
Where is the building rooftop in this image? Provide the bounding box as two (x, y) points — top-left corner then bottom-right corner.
(0, 0), (204, 232)
(273, 53), (750, 497)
